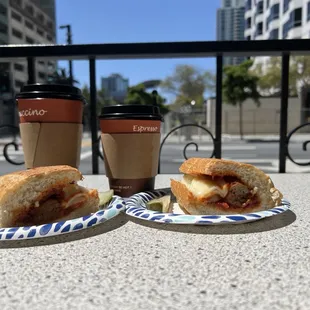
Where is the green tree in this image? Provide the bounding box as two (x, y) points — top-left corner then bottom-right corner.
(253, 58), (282, 96)
(223, 59), (260, 140)
(290, 56), (310, 93)
(125, 82), (169, 115)
(253, 56), (310, 96)
(161, 64), (215, 108)
(48, 68), (78, 86)
(81, 85), (116, 115)
(81, 85), (117, 131)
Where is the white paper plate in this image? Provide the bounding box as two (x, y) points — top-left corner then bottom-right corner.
(0, 195), (125, 241)
(126, 189), (291, 225)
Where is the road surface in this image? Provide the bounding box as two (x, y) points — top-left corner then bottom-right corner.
(0, 139), (309, 175)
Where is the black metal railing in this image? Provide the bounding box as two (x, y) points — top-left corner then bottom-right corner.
(1, 39), (310, 174)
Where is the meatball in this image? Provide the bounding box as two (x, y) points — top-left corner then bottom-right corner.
(225, 182), (250, 208)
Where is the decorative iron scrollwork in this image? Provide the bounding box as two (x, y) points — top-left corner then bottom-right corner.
(0, 125), (24, 165)
(158, 124), (215, 173)
(286, 122), (310, 166)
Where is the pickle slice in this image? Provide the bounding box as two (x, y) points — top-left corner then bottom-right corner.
(99, 190), (114, 208)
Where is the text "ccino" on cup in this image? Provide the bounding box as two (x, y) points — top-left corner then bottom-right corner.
(19, 109), (48, 117)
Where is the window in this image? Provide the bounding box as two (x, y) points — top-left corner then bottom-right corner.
(0, 22), (7, 34)
(283, 8), (302, 38)
(0, 3), (7, 16)
(12, 28), (22, 39)
(38, 72), (45, 79)
(48, 61), (54, 69)
(26, 36), (34, 44)
(283, 0), (291, 14)
(15, 79), (24, 89)
(257, 1), (263, 15)
(246, 35), (251, 41)
(38, 61), (45, 65)
(308, 1), (310, 21)
(46, 34), (53, 41)
(246, 0), (252, 11)
(266, 0), (270, 9)
(271, 4), (279, 19)
(37, 28), (44, 36)
(47, 21), (53, 30)
(14, 63), (24, 72)
(256, 22), (263, 36)
(246, 17), (251, 29)
(267, 3), (279, 29)
(292, 8), (302, 27)
(11, 0), (22, 6)
(25, 20), (33, 30)
(283, 19), (290, 38)
(37, 13), (44, 23)
(269, 28), (279, 39)
(11, 11), (21, 22)
(25, 5), (34, 16)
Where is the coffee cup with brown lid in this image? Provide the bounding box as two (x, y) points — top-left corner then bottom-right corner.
(16, 84), (85, 169)
(100, 104), (164, 197)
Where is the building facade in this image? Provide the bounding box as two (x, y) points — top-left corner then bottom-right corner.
(216, 0), (246, 66)
(0, 0), (56, 93)
(245, 0), (310, 70)
(101, 74), (129, 103)
(245, 0), (310, 41)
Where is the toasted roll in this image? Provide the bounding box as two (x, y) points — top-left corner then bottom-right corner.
(0, 165), (99, 227)
(171, 158), (283, 215)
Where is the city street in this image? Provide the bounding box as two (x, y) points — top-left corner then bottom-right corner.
(0, 137), (309, 175)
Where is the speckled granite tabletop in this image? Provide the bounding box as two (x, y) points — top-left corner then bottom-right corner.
(0, 174), (309, 310)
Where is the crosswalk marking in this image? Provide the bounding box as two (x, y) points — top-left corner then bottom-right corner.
(80, 151), (93, 160)
(0, 155), (16, 161)
(0, 150), (94, 161)
(163, 145), (256, 151)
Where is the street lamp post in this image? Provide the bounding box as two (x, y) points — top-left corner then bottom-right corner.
(59, 24), (73, 85)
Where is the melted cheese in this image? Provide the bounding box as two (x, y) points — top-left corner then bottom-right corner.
(63, 184), (87, 201)
(65, 193), (87, 209)
(36, 184), (89, 209)
(181, 174), (229, 199)
(62, 184), (88, 208)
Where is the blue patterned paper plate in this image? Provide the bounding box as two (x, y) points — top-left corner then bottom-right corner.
(0, 195), (125, 241)
(126, 189), (291, 225)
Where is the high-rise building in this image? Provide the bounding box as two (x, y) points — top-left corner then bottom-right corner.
(216, 0), (246, 66)
(0, 0), (57, 93)
(245, 0), (310, 70)
(0, 0), (56, 129)
(101, 74), (129, 103)
(245, 0), (310, 41)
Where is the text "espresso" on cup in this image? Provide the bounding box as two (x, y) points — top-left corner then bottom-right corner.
(133, 125), (158, 133)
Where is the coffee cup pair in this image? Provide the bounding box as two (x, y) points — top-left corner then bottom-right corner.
(16, 84), (163, 197)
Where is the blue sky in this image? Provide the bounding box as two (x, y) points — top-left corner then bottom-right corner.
(56, 0), (220, 98)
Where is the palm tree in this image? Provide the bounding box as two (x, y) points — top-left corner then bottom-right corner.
(125, 81), (170, 115)
(48, 68), (78, 85)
